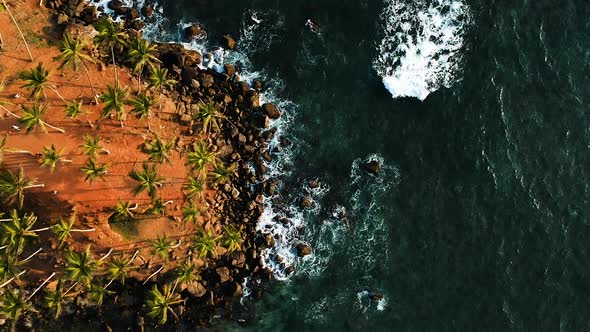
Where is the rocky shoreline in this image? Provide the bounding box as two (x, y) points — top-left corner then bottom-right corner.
(0, 0), (310, 329)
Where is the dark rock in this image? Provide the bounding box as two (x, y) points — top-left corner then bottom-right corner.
(114, 6), (130, 16)
(200, 73), (215, 88)
(224, 64), (236, 76)
(57, 13), (69, 25)
(187, 281), (207, 297)
(190, 79), (200, 90)
(127, 8), (139, 20)
(222, 35), (237, 49)
(216, 266), (231, 283)
(368, 292), (384, 301)
(285, 266), (295, 275)
(227, 281), (243, 297)
(300, 197), (312, 208)
(261, 103), (280, 119)
(127, 19), (144, 31)
(185, 23), (206, 40)
(81, 6), (98, 25)
(141, 4), (154, 17)
(253, 80), (263, 91)
(249, 92), (260, 107)
(107, 0), (123, 11)
(362, 160), (381, 176)
(181, 67), (199, 85)
(230, 251), (246, 267)
(237, 134), (247, 145)
(296, 243), (312, 257)
(263, 234), (275, 247)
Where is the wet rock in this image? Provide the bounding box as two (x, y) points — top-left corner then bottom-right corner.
(107, 0), (123, 11)
(296, 243), (312, 257)
(57, 13), (69, 25)
(253, 80), (263, 91)
(127, 19), (144, 31)
(127, 8), (140, 20)
(285, 266), (295, 275)
(230, 251), (246, 267)
(216, 266), (231, 283)
(114, 5), (130, 16)
(362, 160), (381, 176)
(227, 281), (243, 297)
(190, 78), (200, 90)
(200, 73), (215, 88)
(185, 23), (206, 40)
(368, 291), (384, 301)
(237, 133), (247, 145)
(300, 197), (313, 208)
(81, 6), (98, 25)
(263, 234), (275, 247)
(224, 64), (236, 76)
(141, 4), (154, 17)
(261, 103), (280, 119)
(222, 35), (237, 49)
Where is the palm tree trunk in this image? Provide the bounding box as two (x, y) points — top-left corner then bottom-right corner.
(98, 248), (113, 261)
(21, 247), (42, 262)
(143, 265), (164, 285)
(26, 271), (56, 301)
(1, 0), (33, 62)
(0, 105), (21, 119)
(49, 86), (67, 104)
(81, 61), (99, 104)
(31, 226), (50, 232)
(40, 120), (65, 134)
(0, 270), (26, 288)
(111, 46), (119, 88)
(24, 184), (45, 189)
(171, 240), (182, 249)
(72, 228), (95, 232)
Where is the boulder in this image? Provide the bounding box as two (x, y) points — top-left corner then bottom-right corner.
(296, 243), (312, 257)
(253, 80), (263, 91)
(368, 291), (384, 301)
(141, 4), (154, 17)
(185, 23), (206, 40)
(361, 160), (381, 176)
(215, 266), (231, 283)
(222, 35), (237, 49)
(127, 8), (140, 20)
(107, 0), (123, 11)
(224, 64), (236, 76)
(186, 281), (207, 297)
(261, 103), (280, 119)
(300, 197), (312, 208)
(81, 6), (98, 25)
(199, 73), (215, 88)
(230, 251), (246, 267)
(57, 13), (70, 25)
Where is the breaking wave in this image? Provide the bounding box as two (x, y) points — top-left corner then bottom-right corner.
(373, 0), (470, 100)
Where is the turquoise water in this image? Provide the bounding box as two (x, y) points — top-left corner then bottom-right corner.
(94, 0), (590, 330)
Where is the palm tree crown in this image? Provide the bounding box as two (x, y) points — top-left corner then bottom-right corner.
(148, 66), (177, 92)
(128, 93), (155, 131)
(100, 84), (129, 122)
(181, 201), (200, 224)
(209, 163), (234, 184)
(194, 100), (225, 133)
(129, 163), (165, 198)
(186, 141), (218, 177)
(222, 225), (243, 253)
(64, 99), (85, 119)
(19, 63), (50, 100)
(20, 103), (65, 134)
(56, 34), (94, 71)
(151, 235), (172, 261)
(193, 229), (221, 259)
(182, 177), (204, 201)
(0, 167), (44, 209)
(146, 284), (182, 325)
(39, 144), (70, 173)
(126, 36), (160, 74)
(80, 158), (109, 183)
(80, 134), (107, 158)
(64, 246), (100, 286)
(143, 136), (174, 164)
(1, 209), (39, 255)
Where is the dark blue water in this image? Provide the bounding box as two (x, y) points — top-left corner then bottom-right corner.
(104, 0), (590, 330)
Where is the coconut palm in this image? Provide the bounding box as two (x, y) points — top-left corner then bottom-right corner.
(0, 210), (39, 256)
(106, 256), (130, 286)
(51, 211), (95, 248)
(181, 201), (200, 224)
(209, 164), (234, 184)
(145, 283), (182, 325)
(0, 287), (29, 327)
(182, 177), (203, 201)
(143, 136), (174, 164)
(80, 158), (109, 183)
(80, 134), (109, 158)
(0, 79), (20, 119)
(64, 246), (100, 287)
(19, 103), (65, 133)
(43, 279), (67, 319)
(39, 144), (72, 173)
(151, 236), (172, 262)
(128, 92), (156, 131)
(0, 254), (19, 283)
(94, 16), (125, 86)
(194, 99), (225, 133)
(64, 99), (86, 119)
(175, 261), (199, 285)
(222, 225), (243, 253)
(56, 34), (98, 103)
(126, 35), (160, 91)
(148, 66), (177, 93)
(112, 200), (137, 222)
(100, 84), (129, 126)
(88, 283), (113, 306)
(20, 63), (66, 103)
(193, 229), (221, 259)
(146, 198), (173, 216)
(1, 0), (32, 61)
(0, 167), (44, 209)
(186, 141), (218, 178)
(129, 163), (165, 198)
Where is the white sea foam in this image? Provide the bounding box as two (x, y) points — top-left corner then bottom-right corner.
(373, 0), (470, 100)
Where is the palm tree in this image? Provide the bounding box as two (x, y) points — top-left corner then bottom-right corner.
(143, 136), (174, 164)
(0, 135), (34, 166)
(209, 164), (234, 184)
(106, 256), (130, 286)
(151, 236), (172, 262)
(80, 159), (109, 183)
(20, 63), (66, 103)
(0, 79), (20, 119)
(194, 99), (225, 133)
(186, 141), (218, 178)
(111, 200), (137, 222)
(19, 103), (65, 133)
(146, 198), (173, 216)
(1, 0), (33, 61)
(0, 210), (39, 256)
(0, 254), (19, 283)
(128, 92), (156, 131)
(175, 261), (199, 286)
(148, 66), (177, 93)
(222, 225), (243, 253)
(126, 35), (160, 91)
(88, 283), (113, 306)
(94, 16), (125, 87)
(51, 211), (95, 248)
(193, 229), (221, 259)
(64, 246), (100, 287)
(100, 84), (129, 127)
(64, 99), (86, 119)
(129, 163), (164, 198)
(56, 34), (98, 103)
(145, 284), (182, 325)
(0, 287), (29, 327)
(43, 279), (67, 319)
(181, 201), (200, 224)
(0, 167), (44, 209)
(80, 134), (109, 158)
(182, 177), (204, 201)
(39, 144), (72, 172)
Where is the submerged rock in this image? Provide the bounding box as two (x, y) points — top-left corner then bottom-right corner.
(296, 243), (312, 257)
(362, 160), (381, 176)
(223, 35), (237, 49)
(185, 23), (206, 40)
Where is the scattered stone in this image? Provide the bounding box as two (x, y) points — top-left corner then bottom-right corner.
(185, 23), (206, 40)
(300, 197), (312, 208)
(362, 160), (381, 176)
(224, 64), (236, 76)
(222, 35), (237, 49)
(296, 243), (312, 257)
(216, 266), (231, 283)
(141, 4), (154, 17)
(187, 281), (207, 297)
(261, 103), (280, 119)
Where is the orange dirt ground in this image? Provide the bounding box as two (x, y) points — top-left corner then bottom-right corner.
(0, 0), (217, 281)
